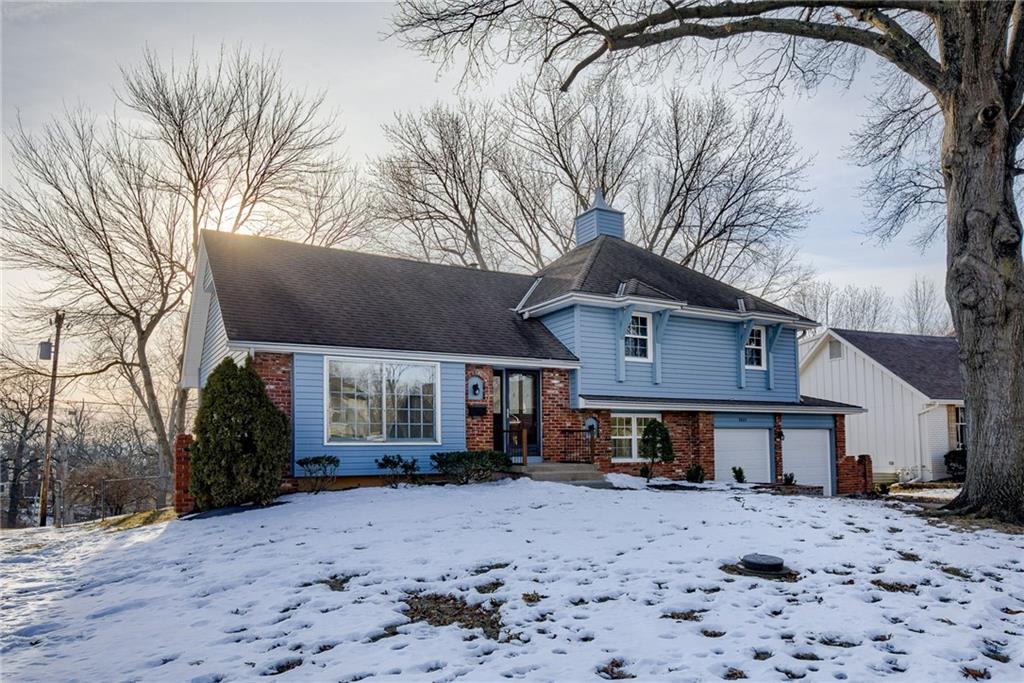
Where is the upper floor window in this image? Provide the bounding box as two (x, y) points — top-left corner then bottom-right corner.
(744, 326), (766, 369)
(624, 313), (652, 362)
(327, 358), (439, 444)
(955, 406), (966, 449)
(828, 340), (844, 360)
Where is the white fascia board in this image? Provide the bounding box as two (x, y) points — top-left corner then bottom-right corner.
(520, 292), (684, 318)
(798, 329), (835, 371)
(228, 341), (582, 370)
(520, 292), (813, 328)
(180, 240), (211, 389)
(578, 396), (866, 415)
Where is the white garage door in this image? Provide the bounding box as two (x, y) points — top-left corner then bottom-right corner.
(714, 429), (771, 483)
(782, 429), (833, 495)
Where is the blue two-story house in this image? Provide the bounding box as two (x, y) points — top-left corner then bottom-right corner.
(180, 193), (864, 498)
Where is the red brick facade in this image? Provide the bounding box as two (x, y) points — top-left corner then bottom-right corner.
(465, 364), (494, 451)
(540, 369), (576, 461)
(835, 415), (873, 494)
(173, 433), (195, 514)
(251, 352), (292, 417)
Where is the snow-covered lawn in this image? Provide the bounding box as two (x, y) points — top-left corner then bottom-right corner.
(3, 480), (1023, 682)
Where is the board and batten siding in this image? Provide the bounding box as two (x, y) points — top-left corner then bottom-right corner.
(291, 353), (466, 476)
(560, 306), (799, 402)
(198, 294), (246, 386)
(799, 336), (946, 481)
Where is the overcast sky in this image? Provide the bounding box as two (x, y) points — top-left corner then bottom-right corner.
(2, 1), (946, 308)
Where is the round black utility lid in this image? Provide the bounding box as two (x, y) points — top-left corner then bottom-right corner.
(741, 553), (785, 573)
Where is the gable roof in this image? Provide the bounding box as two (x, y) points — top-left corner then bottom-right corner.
(522, 235), (810, 321)
(831, 328), (962, 401)
(201, 231), (577, 362)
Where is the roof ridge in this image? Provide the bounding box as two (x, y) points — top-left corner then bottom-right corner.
(604, 237), (798, 314)
(201, 229), (536, 282)
(833, 327), (956, 341)
(571, 235), (606, 292)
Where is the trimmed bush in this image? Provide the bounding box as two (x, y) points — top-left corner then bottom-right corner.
(944, 449), (966, 482)
(375, 454), (420, 488)
(297, 455), (340, 494)
(430, 451), (511, 484)
(639, 419), (675, 482)
(732, 466), (746, 483)
(190, 357), (290, 510)
(685, 462), (706, 483)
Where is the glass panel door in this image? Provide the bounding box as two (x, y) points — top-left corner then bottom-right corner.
(507, 370), (539, 457)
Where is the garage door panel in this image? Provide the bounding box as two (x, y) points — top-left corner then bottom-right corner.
(714, 429), (771, 483)
(782, 429), (832, 495)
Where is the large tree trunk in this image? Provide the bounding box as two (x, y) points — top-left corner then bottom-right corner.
(943, 11), (1024, 523)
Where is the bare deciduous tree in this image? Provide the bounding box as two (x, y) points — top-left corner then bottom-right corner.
(393, 0), (1024, 520)
(788, 279), (894, 331)
(118, 47), (361, 433)
(373, 100), (502, 269)
(2, 113), (190, 490)
(0, 368), (51, 527)
(901, 274), (952, 336)
(376, 80), (812, 298)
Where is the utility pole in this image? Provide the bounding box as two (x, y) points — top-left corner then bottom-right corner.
(37, 310), (64, 527)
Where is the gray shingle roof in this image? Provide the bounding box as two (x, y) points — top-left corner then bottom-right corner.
(833, 328), (962, 400)
(202, 231), (577, 362)
(523, 235), (810, 320)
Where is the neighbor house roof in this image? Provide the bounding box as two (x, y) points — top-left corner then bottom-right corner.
(201, 231), (578, 362)
(521, 235), (811, 321)
(832, 328), (962, 401)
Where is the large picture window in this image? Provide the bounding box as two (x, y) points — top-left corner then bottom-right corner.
(327, 359), (438, 443)
(610, 413), (661, 460)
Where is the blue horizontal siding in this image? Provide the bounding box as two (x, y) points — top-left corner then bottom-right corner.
(714, 413), (775, 429)
(198, 295), (246, 386)
(539, 308), (576, 354)
(292, 353), (466, 476)
(782, 414), (836, 429)
(575, 306), (800, 402)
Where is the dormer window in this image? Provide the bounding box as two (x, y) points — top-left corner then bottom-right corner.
(624, 313), (652, 362)
(744, 326), (766, 369)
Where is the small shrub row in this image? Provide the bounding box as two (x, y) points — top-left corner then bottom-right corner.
(373, 450), (511, 486)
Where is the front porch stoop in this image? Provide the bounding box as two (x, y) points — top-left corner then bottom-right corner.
(509, 462), (603, 483)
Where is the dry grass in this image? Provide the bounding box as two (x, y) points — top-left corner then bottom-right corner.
(870, 578), (918, 593)
(403, 593), (504, 640)
(98, 508), (177, 531)
(596, 658), (635, 680)
(521, 591), (545, 605)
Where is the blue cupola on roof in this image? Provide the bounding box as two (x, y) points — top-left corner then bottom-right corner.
(574, 189), (625, 246)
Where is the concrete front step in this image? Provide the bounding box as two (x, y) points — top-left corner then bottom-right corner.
(509, 462), (603, 482)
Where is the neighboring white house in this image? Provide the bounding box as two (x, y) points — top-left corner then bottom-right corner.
(799, 328), (964, 483)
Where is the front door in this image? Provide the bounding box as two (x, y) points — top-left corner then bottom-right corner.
(492, 370), (541, 461)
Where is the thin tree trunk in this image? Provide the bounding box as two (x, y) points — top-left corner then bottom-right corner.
(136, 336), (174, 506)
(943, 16), (1024, 522)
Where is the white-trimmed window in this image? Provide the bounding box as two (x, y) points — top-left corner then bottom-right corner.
(326, 358), (439, 444)
(955, 406), (966, 449)
(611, 413), (661, 460)
(828, 340), (843, 360)
(624, 313), (652, 362)
(744, 326), (766, 369)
